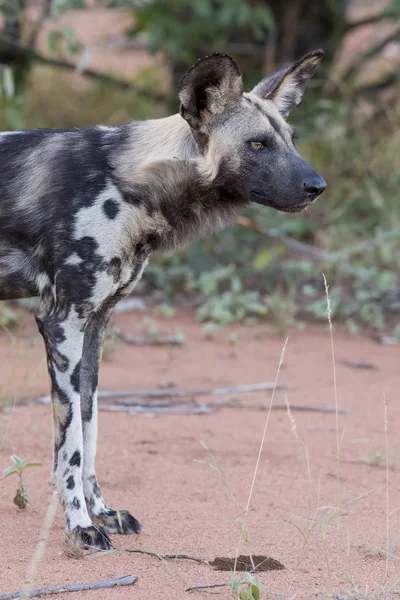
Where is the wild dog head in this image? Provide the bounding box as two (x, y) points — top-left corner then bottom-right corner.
(179, 50), (326, 212)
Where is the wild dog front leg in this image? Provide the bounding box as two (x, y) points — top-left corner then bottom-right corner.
(80, 301), (141, 535)
(36, 300), (112, 550)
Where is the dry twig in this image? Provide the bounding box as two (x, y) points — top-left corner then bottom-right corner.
(124, 549), (207, 564)
(97, 382), (287, 400)
(0, 33), (168, 103)
(0, 575), (137, 599)
(186, 583), (227, 592)
(111, 328), (184, 346)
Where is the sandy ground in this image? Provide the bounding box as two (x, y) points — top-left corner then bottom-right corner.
(0, 306), (399, 599)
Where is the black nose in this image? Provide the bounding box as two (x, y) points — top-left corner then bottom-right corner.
(304, 175), (326, 199)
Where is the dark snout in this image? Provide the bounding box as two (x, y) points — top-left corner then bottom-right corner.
(248, 147), (326, 213)
(303, 174), (326, 202)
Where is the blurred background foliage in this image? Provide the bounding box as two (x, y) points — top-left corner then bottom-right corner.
(0, 0), (399, 334)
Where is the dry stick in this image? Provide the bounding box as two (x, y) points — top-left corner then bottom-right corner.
(0, 576), (138, 599)
(323, 275), (354, 583)
(323, 275), (341, 509)
(20, 491), (59, 598)
(98, 399), (350, 415)
(186, 583), (227, 592)
(111, 329), (184, 346)
(247, 403), (350, 415)
(383, 394), (389, 580)
(124, 549), (207, 564)
(35, 383), (286, 405)
(0, 33), (168, 103)
(236, 216), (344, 265)
(97, 382), (287, 400)
(36, 382), (285, 405)
(0, 395), (17, 452)
(235, 338), (289, 573)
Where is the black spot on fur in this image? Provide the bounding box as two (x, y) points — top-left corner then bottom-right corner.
(69, 450), (81, 468)
(103, 199), (119, 219)
(63, 467), (70, 477)
(66, 475), (75, 490)
(89, 475), (101, 498)
(107, 257), (121, 283)
(70, 360), (81, 393)
(71, 497), (81, 510)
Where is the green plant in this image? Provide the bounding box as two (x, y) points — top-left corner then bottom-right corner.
(1, 455), (42, 509)
(137, 317), (160, 338)
(154, 303), (176, 318)
(193, 266), (267, 330)
(229, 573), (262, 600)
(362, 451), (385, 467)
(0, 302), (18, 328)
(128, 0), (274, 65)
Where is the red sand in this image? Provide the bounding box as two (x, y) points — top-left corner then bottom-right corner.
(0, 307), (399, 599)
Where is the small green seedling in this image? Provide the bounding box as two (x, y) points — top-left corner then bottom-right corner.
(1, 455), (42, 509)
(230, 573), (262, 600)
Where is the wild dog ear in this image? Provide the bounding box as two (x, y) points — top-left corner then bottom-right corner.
(179, 53), (243, 131)
(251, 49), (324, 117)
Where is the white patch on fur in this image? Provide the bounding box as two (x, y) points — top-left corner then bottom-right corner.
(36, 272), (51, 293)
(116, 114), (196, 184)
(0, 248), (37, 287)
(91, 271), (116, 306)
(74, 181), (127, 261)
(65, 253), (83, 266)
(96, 125), (114, 132)
(15, 134), (65, 212)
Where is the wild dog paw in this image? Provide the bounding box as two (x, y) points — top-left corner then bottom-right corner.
(92, 509), (142, 535)
(71, 524), (113, 550)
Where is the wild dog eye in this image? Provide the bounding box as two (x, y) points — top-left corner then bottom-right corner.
(249, 141), (264, 151)
(291, 129), (298, 141)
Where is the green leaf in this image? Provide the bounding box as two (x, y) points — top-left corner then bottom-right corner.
(253, 248), (273, 270)
(1, 466), (17, 480)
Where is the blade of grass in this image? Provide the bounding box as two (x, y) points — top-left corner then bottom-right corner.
(234, 337), (289, 572)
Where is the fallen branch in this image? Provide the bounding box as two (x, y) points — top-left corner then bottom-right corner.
(97, 382), (287, 400)
(340, 359), (378, 371)
(236, 216), (352, 270)
(264, 403), (350, 415)
(111, 328), (184, 346)
(100, 401), (214, 415)
(0, 575), (137, 599)
(124, 549), (207, 564)
(36, 383), (281, 405)
(186, 583), (227, 592)
(97, 398), (350, 416)
(0, 33), (168, 103)
(344, 12), (393, 32)
(342, 28), (400, 81)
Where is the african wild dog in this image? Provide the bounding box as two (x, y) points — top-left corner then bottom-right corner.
(0, 50), (326, 550)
